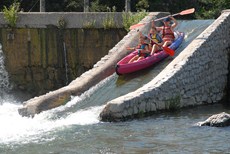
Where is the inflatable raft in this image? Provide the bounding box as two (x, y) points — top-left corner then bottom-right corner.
(116, 31), (185, 75)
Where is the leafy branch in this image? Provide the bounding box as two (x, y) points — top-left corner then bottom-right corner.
(3, 2), (20, 27)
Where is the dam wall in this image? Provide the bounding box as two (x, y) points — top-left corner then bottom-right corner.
(0, 12), (130, 96)
(17, 12), (169, 117)
(100, 10), (230, 122)
(0, 28), (126, 96)
(0, 12), (124, 28)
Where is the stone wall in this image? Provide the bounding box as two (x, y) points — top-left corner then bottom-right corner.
(100, 10), (230, 122)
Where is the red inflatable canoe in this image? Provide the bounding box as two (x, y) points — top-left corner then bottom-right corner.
(116, 31), (185, 75)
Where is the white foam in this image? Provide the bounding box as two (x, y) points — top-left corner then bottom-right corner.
(0, 45), (11, 91)
(0, 102), (104, 144)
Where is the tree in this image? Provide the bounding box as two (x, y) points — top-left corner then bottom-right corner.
(64, 0), (83, 12)
(1, 0), (230, 19)
(195, 0), (230, 19)
(136, 0), (149, 11)
(89, 0), (107, 12)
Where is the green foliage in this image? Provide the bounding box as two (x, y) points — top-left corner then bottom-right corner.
(102, 14), (116, 29)
(1, 0), (230, 19)
(136, 0), (149, 12)
(166, 95), (181, 111)
(83, 20), (96, 28)
(2, 2), (20, 27)
(57, 16), (67, 29)
(64, 0), (83, 12)
(122, 10), (148, 31)
(138, 110), (145, 118)
(102, 6), (117, 29)
(89, 0), (107, 12)
(195, 0), (230, 19)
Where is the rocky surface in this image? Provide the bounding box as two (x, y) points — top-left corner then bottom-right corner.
(197, 112), (230, 127)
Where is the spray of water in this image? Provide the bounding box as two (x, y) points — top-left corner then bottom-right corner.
(0, 73), (115, 145)
(0, 44), (11, 91)
(0, 44), (13, 104)
(0, 99), (104, 145)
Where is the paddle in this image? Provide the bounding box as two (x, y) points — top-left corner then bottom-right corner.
(129, 8), (195, 30)
(142, 33), (175, 56)
(129, 23), (145, 30)
(163, 47), (175, 56)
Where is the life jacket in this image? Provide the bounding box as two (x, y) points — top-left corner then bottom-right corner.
(162, 26), (175, 41)
(137, 43), (148, 50)
(137, 43), (150, 57)
(149, 33), (162, 46)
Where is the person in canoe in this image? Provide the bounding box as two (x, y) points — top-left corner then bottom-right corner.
(152, 16), (178, 47)
(127, 32), (150, 63)
(148, 26), (163, 55)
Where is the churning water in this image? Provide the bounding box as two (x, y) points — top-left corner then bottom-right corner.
(0, 44), (10, 90)
(1, 20), (230, 154)
(0, 44), (13, 104)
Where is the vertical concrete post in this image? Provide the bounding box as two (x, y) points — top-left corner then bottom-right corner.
(125, 0), (131, 12)
(84, 0), (89, 12)
(40, 0), (45, 12)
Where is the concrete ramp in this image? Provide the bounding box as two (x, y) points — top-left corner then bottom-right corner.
(18, 11), (221, 119)
(100, 11), (230, 122)
(18, 12), (169, 117)
(32, 19), (214, 120)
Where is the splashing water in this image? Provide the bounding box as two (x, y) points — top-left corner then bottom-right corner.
(0, 44), (11, 91)
(0, 102), (103, 144)
(0, 44), (13, 104)
(0, 74), (115, 145)
(0, 56), (116, 145)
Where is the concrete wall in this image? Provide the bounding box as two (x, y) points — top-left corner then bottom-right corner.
(18, 12), (169, 117)
(0, 12), (165, 96)
(0, 11), (133, 96)
(0, 28), (126, 96)
(0, 12), (124, 28)
(100, 10), (230, 122)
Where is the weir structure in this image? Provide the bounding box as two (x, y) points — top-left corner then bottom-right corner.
(0, 12), (129, 96)
(10, 12), (168, 117)
(1, 11), (229, 119)
(100, 10), (230, 121)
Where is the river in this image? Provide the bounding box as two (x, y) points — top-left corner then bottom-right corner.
(1, 20), (230, 154)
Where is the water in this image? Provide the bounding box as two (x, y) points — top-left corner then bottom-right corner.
(1, 103), (229, 153)
(1, 20), (230, 153)
(0, 44), (13, 104)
